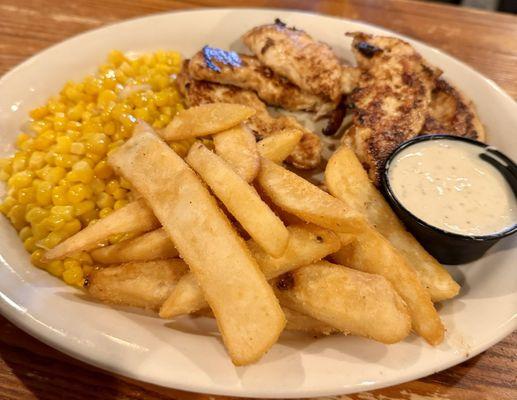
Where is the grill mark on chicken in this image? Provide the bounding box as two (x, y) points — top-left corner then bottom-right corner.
(202, 45), (241, 72)
(354, 41), (382, 58)
(242, 20), (352, 101)
(322, 97), (348, 136)
(177, 64), (322, 169)
(422, 79), (486, 141)
(343, 32), (441, 185)
(188, 48), (332, 113)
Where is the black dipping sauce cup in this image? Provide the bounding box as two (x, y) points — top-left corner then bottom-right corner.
(381, 134), (517, 265)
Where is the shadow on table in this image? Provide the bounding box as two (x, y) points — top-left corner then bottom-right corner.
(0, 317), (177, 400)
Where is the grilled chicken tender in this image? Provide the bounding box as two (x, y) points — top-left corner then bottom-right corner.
(177, 66), (322, 169)
(188, 48), (333, 114)
(343, 32), (441, 185)
(243, 19), (356, 101)
(422, 78), (485, 141)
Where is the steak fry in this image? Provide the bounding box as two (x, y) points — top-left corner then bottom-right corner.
(343, 32), (441, 185)
(177, 66), (321, 169)
(188, 48), (333, 113)
(422, 78), (485, 141)
(243, 19), (355, 101)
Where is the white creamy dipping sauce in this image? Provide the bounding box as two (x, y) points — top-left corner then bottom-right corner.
(388, 139), (517, 236)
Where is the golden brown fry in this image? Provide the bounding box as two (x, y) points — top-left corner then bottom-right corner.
(108, 130), (285, 366)
(194, 306), (337, 336)
(325, 146), (460, 302)
(257, 157), (366, 233)
(273, 261), (411, 344)
(91, 228), (178, 264)
(213, 126), (260, 182)
(249, 224), (341, 279)
(161, 103), (255, 141)
(44, 199), (159, 261)
(160, 223), (341, 317)
(160, 272), (207, 317)
(283, 307), (337, 335)
(257, 128), (303, 163)
(186, 142), (289, 257)
(86, 259), (189, 311)
(332, 228), (444, 345)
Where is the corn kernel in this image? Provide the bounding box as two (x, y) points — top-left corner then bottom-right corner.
(105, 179), (120, 194)
(82, 265), (94, 276)
(47, 260), (64, 277)
(67, 103), (84, 121)
(155, 91), (170, 107)
(96, 192), (114, 209)
(70, 252), (93, 265)
(63, 263), (84, 286)
(44, 214), (66, 231)
(25, 206), (48, 223)
(51, 185), (69, 206)
(31, 249), (47, 268)
(86, 133), (109, 155)
(93, 160), (113, 179)
(1, 169), (11, 181)
(84, 76), (103, 95)
(38, 231), (65, 250)
(90, 178), (105, 194)
(53, 116), (67, 132)
(51, 205), (75, 221)
(8, 171), (33, 189)
(99, 207), (113, 218)
(33, 131), (55, 150)
(113, 199), (129, 210)
(48, 100), (66, 113)
(45, 167), (66, 184)
(28, 152), (45, 170)
(63, 258), (81, 271)
(102, 71), (117, 90)
(112, 187), (127, 200)
(18, 187), (35, 204)
(74, 200), (95, 216)
(64, 217), (82, 232)
(24, 236), (38, 252)
(108, 50), (127, 67)
(30, 106), (49, 120)
(32, 223), (50, 240)
(67, 183), (92, 203)
(8, 204), (27, 230)
(70, 142), (86, 155)
(98, 89), (117, 108)
(0, 157), (12, 172)
(54, 153), (79, 168)
(19, 226), (32, 241)
(0, 196), (16, 215)
(16, 133), (31, 148)
(79, 209), (98, 225)
(55, 135), (72, 153)
(67, 161), (94, 183)
(35, 181), (53, 206)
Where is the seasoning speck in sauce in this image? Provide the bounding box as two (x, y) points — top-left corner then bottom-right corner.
(388, 139), (517, 236)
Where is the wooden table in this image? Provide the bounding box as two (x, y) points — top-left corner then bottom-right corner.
(0, 1), (515, 399)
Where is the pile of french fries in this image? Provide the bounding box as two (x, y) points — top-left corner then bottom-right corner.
(44, 103), (460, 366)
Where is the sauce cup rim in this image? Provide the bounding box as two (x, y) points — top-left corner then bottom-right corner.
(381, 134), (517, 242)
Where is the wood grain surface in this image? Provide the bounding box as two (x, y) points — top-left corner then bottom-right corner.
(0, 1), (516, 399)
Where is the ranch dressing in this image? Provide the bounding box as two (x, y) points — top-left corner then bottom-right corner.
(388, 139), (517, 236)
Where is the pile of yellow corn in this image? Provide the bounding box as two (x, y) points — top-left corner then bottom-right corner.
(0, 50), (184, 286)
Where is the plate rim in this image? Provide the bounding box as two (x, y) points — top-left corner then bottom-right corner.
(0, 7), (516, 398)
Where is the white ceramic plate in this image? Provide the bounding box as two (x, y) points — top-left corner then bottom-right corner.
(0, 8), (516, 398)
